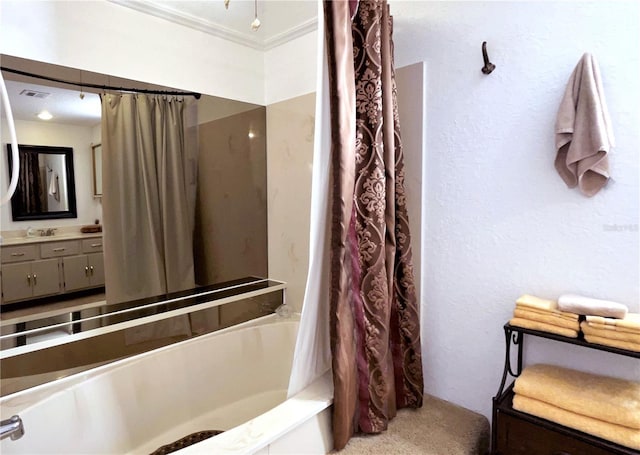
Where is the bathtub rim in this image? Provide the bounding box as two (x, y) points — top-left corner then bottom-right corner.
(177, 369), (334, 455)
(0, 313), (299, 416)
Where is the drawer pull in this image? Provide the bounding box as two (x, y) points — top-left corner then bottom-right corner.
(10, 252), (25, 257)
(90, 243), (102, 248)
(33, 274), (37, 285)
(53, 247), (66, 252)
(90, 265), (94, 276)
(85, 266), (89, 277)
(27, 274), (31, 285)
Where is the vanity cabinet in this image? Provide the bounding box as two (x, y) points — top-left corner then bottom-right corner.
(0, 235), (104, 305)
(1, 259), (60, 302)
(63, 253), (105, 292)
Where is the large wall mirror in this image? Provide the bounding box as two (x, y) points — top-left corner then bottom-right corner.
(0, 55), (270, 395)
(7, 144), (77, 220)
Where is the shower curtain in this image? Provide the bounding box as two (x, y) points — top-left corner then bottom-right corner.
(101, 94), (195, 305)
(289, 0), (424, 450)
(16, 151), (45, 214)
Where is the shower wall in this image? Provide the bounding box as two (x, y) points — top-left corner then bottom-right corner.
(194, 107), (268, 286)
(266, 93), (316, 313)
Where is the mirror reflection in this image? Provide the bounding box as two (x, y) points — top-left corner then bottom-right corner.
(0, 55), (273, 393)
(91, 143), (102, 197)
(7, 144), (77, 220)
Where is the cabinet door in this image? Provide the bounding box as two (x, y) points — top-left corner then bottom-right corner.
(88, 253), (105, 287)
(31, 259), (61, 298)
(63, 256), (91, 292)
(1, 262), (32, 303)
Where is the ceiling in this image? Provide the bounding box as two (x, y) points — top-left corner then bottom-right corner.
(109, 0), (319, 50)
(4, 80), (102, 127)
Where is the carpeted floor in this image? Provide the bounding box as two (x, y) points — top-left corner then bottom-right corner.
(335, 394), (490, 455)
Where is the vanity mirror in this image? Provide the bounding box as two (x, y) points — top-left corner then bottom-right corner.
(7, 144), (77, 221)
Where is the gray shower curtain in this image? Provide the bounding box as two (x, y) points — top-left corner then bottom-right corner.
(101, 94), (195, 304)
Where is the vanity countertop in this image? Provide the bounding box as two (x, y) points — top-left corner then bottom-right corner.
(1, 232), (102, 246)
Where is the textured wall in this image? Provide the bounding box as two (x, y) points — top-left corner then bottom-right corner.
(389, 0), (640, 419)
(266, 93), (316, 312)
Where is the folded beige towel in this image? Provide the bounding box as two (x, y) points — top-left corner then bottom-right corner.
(515, 303), (579, 321)
(587, 322), (639, 336)
(555, 52), (614, 197)
(515, 295), (558, 312)
(584, 334), (640, 353)
(558, 294), (628, 319)
(513, 364), (640, 429)
(587, 313), (640, 332)
(581, 321), (640, 344)
(509, 317), (578, 338)
(514, 308), (580, 331)
(513, 394), (640, 450)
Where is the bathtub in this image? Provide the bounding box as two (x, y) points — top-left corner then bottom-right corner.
(0, 314), (333, 454)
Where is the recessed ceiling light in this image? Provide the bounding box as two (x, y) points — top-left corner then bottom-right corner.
(37, 110), (53, 121)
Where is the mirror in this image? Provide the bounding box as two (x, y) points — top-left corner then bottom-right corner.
(7, 144), (77, 221)
(0, 55), (272, 394)
(91, 143), (102, 197)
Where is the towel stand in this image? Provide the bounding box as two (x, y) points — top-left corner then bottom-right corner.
(491, 322), (639, 454)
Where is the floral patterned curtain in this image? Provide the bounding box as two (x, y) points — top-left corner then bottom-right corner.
(325, 0), (424, 450)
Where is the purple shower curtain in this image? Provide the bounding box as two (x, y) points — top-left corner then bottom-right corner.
(325, 0), (424, 450)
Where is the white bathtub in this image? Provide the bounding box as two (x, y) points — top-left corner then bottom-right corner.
(0, 315), (333, 454)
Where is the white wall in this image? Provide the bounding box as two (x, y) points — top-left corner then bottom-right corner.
(265, 30), (318, 105)
(0, 120), (102, 231)
(0, 0), (265, 105)
(389, 0), (640, 419)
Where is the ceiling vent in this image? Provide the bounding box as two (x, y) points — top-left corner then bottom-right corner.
(19, 89), (51, 99)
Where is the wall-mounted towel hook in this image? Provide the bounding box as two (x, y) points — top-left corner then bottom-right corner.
(481, 41), (496, 75)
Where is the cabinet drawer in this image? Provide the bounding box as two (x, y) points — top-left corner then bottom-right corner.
(1, 245), (37, 263)
(496, 412), (617, 455)
(82, 238), (103, 253)
(40, 240), (80, 258)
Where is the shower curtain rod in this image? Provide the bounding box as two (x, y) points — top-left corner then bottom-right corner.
(0, 67), (202, 99)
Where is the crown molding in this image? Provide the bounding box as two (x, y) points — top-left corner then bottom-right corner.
(108, 0), (317, 52)
(263, 17), (317, 50)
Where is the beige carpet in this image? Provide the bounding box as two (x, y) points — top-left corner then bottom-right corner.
(335, 395), (490, 455)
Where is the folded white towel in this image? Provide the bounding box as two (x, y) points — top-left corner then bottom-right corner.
(558, 294), (628, 319)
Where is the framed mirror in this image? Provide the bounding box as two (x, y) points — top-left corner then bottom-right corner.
(92, 143), (102, 197)
(7, 144), (78, 221)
